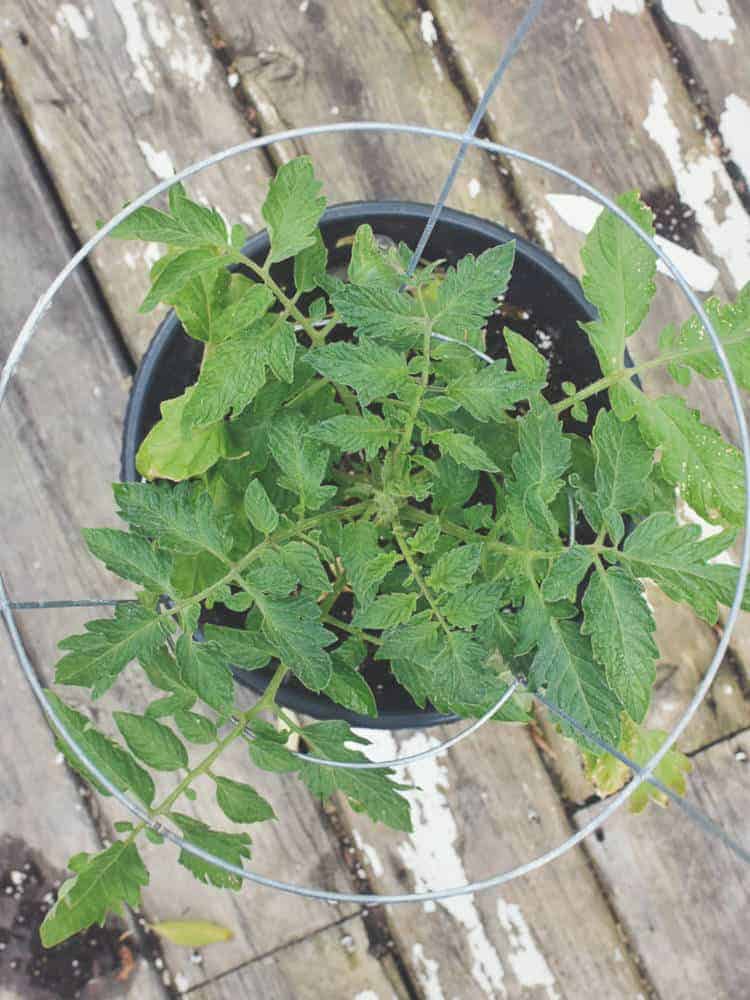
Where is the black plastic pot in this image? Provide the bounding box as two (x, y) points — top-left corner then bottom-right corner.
(121, 201), (599, 729)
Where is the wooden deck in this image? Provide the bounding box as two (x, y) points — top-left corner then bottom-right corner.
(1, 2), (748, 997)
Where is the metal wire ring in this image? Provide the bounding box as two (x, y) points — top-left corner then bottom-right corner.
(2, 121), (748, 906)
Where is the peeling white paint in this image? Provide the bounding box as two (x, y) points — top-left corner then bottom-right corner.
(354, 992), (380, 1000)
(142, 0), (170, 48)
(676, 492), (736, 567)
(644, 78), (750, 289)
(362, 730), (507, 998)
(227, 71), (239, 88)
(587, 0), (643, 22)
(137, 139), (175, 180)
(468, 177), (481, 200)
(534, 208), (555, 252)
(546, 191), (719, 292)
(420, 10), (438, 47)
(352, 829), (384, 877)
(57, 3), (90, 40)
(431, 54), (445, 82)
(720, 93), (750, 185)
(299, 0), (310, 10)
(112, 0), (155, 94)
(496, 900), (560, 998)
(661, 0), (735, 43)
(412, 943), (446, 1000)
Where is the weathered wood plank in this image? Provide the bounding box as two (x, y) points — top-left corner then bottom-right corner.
(0, 95), (166, 1000)
(1, 0), (272, 360)
(0, 90), (356, 990)
(204, 0), (514, 219)
(191, 914), (409, 1000)
(341, 723), (647, 999)
(575, 734), (750, 1000)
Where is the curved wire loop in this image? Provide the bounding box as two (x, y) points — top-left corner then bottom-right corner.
(2, 122), (749, 905)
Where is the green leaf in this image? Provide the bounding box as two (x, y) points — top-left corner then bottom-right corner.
(352, 593), (417, 629)
(439, 582), (506, 628)
(203, 624), (274, 671)
(83, 528), (173, 592)
(244, 479), (279, 535)
(267, 412), (336, 512)
(310, 413), (398, 459)
(589, 408), (653, 542)
(45, 692), (155, 806)
(55, 604), (172, 698)
(182, 314), (294, 429)
(331, 283), (424, 343)
(298, 721), (412, 831)
(174, 710), (217, 744)
(254, 592), (334, 691)
(214, 776), (276, 823)
(348, 224), (403, 289)
(176, 634), (235, 714)
(135, 389), (228, 481)
(621, 721), (692, 813)
(541, 545), (593, 602)
(504, 327), (548, 380)
(508, 402), (571, 534)
(430, 429), (499, 472)
(294, 228), (328, 292)
(430, 456), (478, 510)
(306, 339), (410, 405)
(341, 522), (401, 607)
(140, 249), (229, 313)
(427, 631), (514, 717)
(323, 640), (377, 717)
(446, 361), (544, 422)
(580, 191), (656, 379)
(150, 919), (233, 947)
(622, 512), (747, 623)
(248, 735), (298, 773)
(40, 841), (149, 948)
(114, 711), (188, 771)
(110, 190), (228, 247)
(277, 541), (330, 594)
(582, 567), (658, 723)
(262, 156), (326, 263)
(629, 389), (744, 527)
(427, 543), (482, 592)
(528, 618), (621, 753)
(170, 813), (251, 890)
(114, 481), (232, 559)
(170, 269), (231, 342)
(431, 242), (515, 343)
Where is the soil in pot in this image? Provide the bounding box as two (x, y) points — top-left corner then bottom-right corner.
(121, 202), (604, 729)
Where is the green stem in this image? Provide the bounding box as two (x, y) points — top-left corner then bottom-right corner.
(393, 522), (451, 637)
(236, 252), (327, 346)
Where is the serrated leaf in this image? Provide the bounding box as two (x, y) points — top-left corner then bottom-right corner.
(150, 919), (233, 947)
(244, 479), (279, 535)
(528, 618), (621, 753)
(622, 512), (748, 623)
(114, 711), (188, 771)
(135, 389), (228, 481)
(431, 429), (499, 472)
(348, 224), (403, 289)
(310, 413), (398, 459)
(207, 282), (275, 344)
(508, 402), (571, 534)
(430, 456), (478, 510)
(588, 408), (653, 542)
(294, 228), (328, 292)
(446, 361), (544, 422)
(140, 249), (230, 313)
(114, 481), (232, 559)
(331, 282), (424, 343)
(541, 545), (593, 602)
(580, 191), (656, 379)
(83, 528), (173, 592)
(582, 567), (657, 723)
(322, 640), (377, 717)
(504, 327), (548, 380)
(427, 543), (482, 592)
(341, 522), (401, 606)
(267, 412), (336, 512)
(214, 776), (276, 823)
(170, 268), (231, 342)
(203, 624), (274, 671)
(248, 736), (298, 772)
(176, 634), (235, 713)
(174, 710), (217, 744)
(439, 582), (506, 628)
(621, 721), (693, 813)
(40, 841), (149, 948)
(306, 339), (411, 405)
(277, 541), (330, 594)
(430, 242), (515, 343)
(171, 813), (251, 890)
(55, 604), (172, 698)
(352, 593), (417, 629)
(427, 631), (515, 717)
(262, 156), (326, 262)
(110, 190), (228, 247)
(45, 692), (155, 806)
(253, 592), (334, 691)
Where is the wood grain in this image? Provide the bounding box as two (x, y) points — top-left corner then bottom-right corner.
(576, 734), (750, 1000)
(340, 723), (647, 999)
(1, 0), (272, 360)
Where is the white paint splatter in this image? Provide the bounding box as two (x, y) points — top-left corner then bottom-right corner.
(534, 208), (555, 252)
(142, 0), (170, 48)
(587, 0), (643, 21)
(431, 54), (445, 81)
(330, 105), (340, 116)
(352, 829), (384, 877)
(354, 992), (380, 1000)
(137, 139), (175, 180)
(412, 944), (445, 1000)
(720, 93), (750, 184)
(661, 0), (735, 43)
(420, 9), (438, 46)
(468, 177), (481, 200)
(546, 191), (719, 292)
(227, 71), (239, 88)
(112, 0), (155, 94)
(496, 900), (560, 998)
(644, 78), (750, 289)
(56, 3), (89, 40)
(362, 730), (507, 998)
(299, 0), (310, 10)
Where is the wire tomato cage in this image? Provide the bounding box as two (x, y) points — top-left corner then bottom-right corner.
(2, 0), (750, 907)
